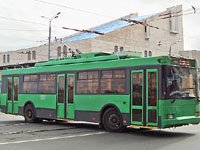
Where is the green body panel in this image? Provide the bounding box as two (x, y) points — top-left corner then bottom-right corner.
(159, 99), (200, 128)
(1, 93), (57, 112)
(18, 94), (57, 109)
(74, 95), (130, 113)
(57, 103), (64, 119)
(0, 94), (7, 106)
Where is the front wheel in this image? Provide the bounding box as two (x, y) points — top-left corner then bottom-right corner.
(102, 108), (125, 132)
(24, 104), (37, 123)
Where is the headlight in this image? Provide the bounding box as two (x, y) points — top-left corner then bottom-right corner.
(166, 114), (174, 119)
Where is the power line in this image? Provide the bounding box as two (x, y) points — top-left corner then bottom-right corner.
(0, 28), (48, 32)
(33, 0), (115, 19)
(0, 16), (47, 26)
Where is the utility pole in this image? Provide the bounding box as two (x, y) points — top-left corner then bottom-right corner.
(42, 12), (61, 60)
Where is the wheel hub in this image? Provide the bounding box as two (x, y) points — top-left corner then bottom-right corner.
(109, 114), (120, 127)
(27, 110), (32, 118)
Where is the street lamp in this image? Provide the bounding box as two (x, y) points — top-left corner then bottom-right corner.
(41, 12), (61, 60)
(169, 40), (181, 57)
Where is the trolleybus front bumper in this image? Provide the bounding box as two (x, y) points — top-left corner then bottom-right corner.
(162, 116), (200, 128)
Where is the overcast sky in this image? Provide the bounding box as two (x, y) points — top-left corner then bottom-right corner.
(0, 0), (199, 52)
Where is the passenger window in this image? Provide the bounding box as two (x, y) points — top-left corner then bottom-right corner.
(148, 72), (157, 106)
(14, 78), (19, 101)
(132, 72), (143, 106)
(8, 79), (12, 100)
(58, 76), (65, 103)
(68, 76), (74, 103)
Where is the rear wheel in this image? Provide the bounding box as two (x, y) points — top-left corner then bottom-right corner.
(24, 104), (37, 123)
(102, 108), (124, 132)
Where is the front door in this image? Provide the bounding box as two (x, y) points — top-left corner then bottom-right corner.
(131, 69), (158, 127)
(7, 77), (19, 114)
(56, 74), (75, 119)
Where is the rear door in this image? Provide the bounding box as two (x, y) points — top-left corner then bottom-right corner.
(7, 77), (13, 114)
(7, 77), (19, 114)
(131, 70), (144, 125)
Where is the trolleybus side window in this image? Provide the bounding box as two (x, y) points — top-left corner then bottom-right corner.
(77, 69), (126, 94)
(38, 74), (56, 94)
(14, 78), (19, 101)
(100, 70), (126, 94)
(8, 79), (12, 100)
(23, 75), (38, 93)
(132, 72), (142, 106)
(58, 76), (65, 103)
(23, 74), (56, 94)
(68, 76), (74, 103)
(77, 71), (99, 94)
(148, 72), (157, 106)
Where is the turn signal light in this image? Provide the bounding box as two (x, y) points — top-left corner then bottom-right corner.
(123, 120), (127, 124)
(195, 112), (200, 117)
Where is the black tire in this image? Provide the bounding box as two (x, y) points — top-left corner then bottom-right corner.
(102, 108), (124, 132)
(24, 104), (37, 123)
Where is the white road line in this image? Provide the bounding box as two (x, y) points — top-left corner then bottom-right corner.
(0, 132), (107, 145)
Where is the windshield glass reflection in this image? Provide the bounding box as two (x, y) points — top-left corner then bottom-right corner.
(164, 66), (197, 99)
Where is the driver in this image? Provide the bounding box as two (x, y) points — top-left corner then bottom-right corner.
(170, 80), (180, 92)
(167, 80), (180, 97)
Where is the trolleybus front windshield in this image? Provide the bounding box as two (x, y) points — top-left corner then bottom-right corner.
(163, 66), (198, 99)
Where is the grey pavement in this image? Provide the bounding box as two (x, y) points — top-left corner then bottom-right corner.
(0, 112), (199, 150)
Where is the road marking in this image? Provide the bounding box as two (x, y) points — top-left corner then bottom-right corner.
(0, 131), (107, 145)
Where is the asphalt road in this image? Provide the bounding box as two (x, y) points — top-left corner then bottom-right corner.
(0, 112), (199, 150)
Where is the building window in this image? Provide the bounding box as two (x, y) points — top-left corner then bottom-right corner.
(57, 46), (61, 57)
(120, 47), (124, 52)
(145, 19), (150, 39)
(149, 51), (152, 57)
(3, 55), (6, 63)
(28, 51), (31, 61)
(7, 54), (10, 63)
(144, 50), (147, 57)
(114, 46), (118, 52)
(170, 6), (179, 33)
(32, 51), (36, 60)
(63, 45), (67, 57)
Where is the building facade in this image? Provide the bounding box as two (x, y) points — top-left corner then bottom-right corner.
(0, 5), (183, 70)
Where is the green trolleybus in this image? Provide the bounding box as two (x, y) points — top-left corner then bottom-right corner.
(0, 52), (200, 131)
